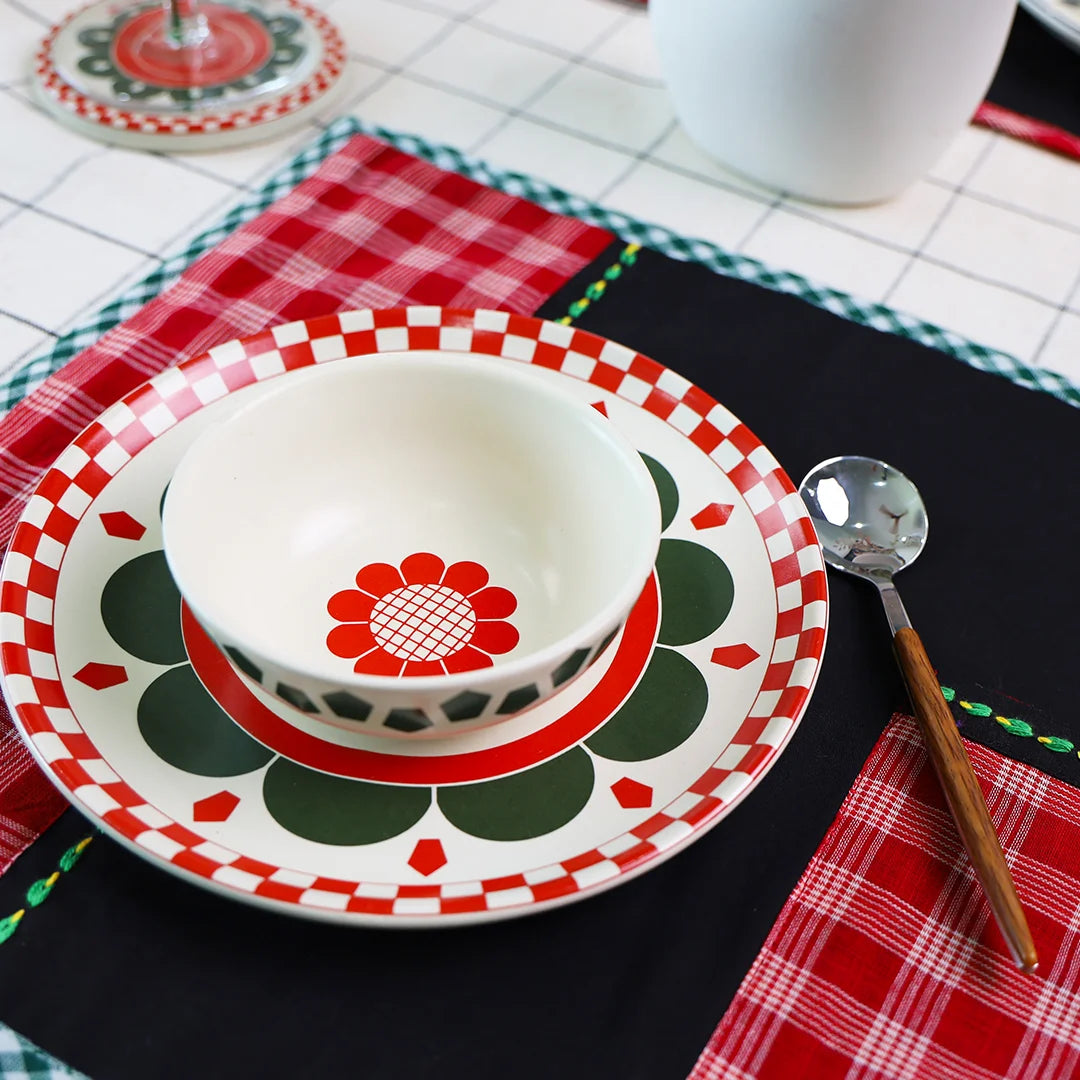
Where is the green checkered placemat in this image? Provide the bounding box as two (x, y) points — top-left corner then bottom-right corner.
(5, 114), (1079, 415)
(0, 1022), (88, 1080)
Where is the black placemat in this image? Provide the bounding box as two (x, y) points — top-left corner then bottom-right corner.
(0, 240), (1076, 1080)
(550, 245), (1080, 781)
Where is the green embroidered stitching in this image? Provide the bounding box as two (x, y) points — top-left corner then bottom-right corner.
(0, 835), (93, 945)
(1038, 736), (1076, 754)
(997, 717), (1035, 738)
(6, 115), (1079, 419)
(0, 909), (23, 944)
(556, 243), (641, 326)
(940, 686), (1077, 761)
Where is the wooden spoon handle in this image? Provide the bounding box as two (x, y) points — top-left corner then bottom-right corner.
(893, 626), (1038, 973)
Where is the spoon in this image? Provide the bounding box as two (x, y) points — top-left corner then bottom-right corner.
(800, 455), (1038, 974)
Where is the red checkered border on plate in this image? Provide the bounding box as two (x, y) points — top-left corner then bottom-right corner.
(0, 307), (827, 923)
(35, 0), (346, 136)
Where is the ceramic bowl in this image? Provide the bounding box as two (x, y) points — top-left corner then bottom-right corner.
(162, 351), (662, 738)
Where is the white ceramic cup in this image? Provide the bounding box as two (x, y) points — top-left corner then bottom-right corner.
(650, 0), (1017, 204)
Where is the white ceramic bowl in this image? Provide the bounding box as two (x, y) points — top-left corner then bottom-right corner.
(162, 351), (661, 738)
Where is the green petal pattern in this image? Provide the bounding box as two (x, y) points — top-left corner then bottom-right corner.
(641, 453), (679, 531)
(438, 749), (594, 841)
(585, 465), (734, 763)
(138, 666), (274, 777)
(75, 10), (307, 107)
(585, 648), (708, 761)
(263, 760), (431, 845)
(655, 538), (734, 647)
(101, 551), (185, 664)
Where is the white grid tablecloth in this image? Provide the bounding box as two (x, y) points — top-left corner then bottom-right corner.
(0, 0), (1078, 391)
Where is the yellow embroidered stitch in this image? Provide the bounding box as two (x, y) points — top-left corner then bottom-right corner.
(59, 835), (92, 871)
(943, 688), (1065, 752)
(0, 909), (24, 945)
(557, 243), (641, 326)
(1037, 735), (1075, 753)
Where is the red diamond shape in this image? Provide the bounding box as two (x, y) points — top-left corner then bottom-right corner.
(611, 777), (653, 809)
(711, 644), (760, 669)
(691, 503), (734, 529)
(408, 838), (447, 876)
(192, 790), (240, 822)
(73, 662), (128, 689)
(99, 511), (146, 541)
(590, 400), (608, 416)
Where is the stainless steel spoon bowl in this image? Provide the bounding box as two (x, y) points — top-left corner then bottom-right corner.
(799, 456), (927, 637)
(800, 455), (1037, 973)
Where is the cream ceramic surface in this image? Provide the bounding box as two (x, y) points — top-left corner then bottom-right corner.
(163, 347), (661, 736)
(1, 0), (1079, 385)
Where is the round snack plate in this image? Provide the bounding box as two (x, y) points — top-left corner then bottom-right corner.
(31, 0), (347, 152)
(0, 307), (828, 927)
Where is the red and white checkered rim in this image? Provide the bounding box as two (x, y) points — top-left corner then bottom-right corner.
(34, 0), (346, 137)
(0, 308), (828, 925)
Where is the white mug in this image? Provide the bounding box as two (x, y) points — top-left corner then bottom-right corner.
(650, 0), (1018, 204)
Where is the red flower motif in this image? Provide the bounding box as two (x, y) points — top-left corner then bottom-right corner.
(326, 553), (520, 677)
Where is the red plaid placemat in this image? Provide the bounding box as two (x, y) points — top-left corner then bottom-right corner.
(692, 713), (1080, 1080)
(0, 133), (613, 873)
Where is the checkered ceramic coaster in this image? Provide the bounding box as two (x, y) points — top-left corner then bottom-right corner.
(34, 0), (346, 141)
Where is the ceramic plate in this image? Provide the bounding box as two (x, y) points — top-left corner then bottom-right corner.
(0, 308), (828, 926)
